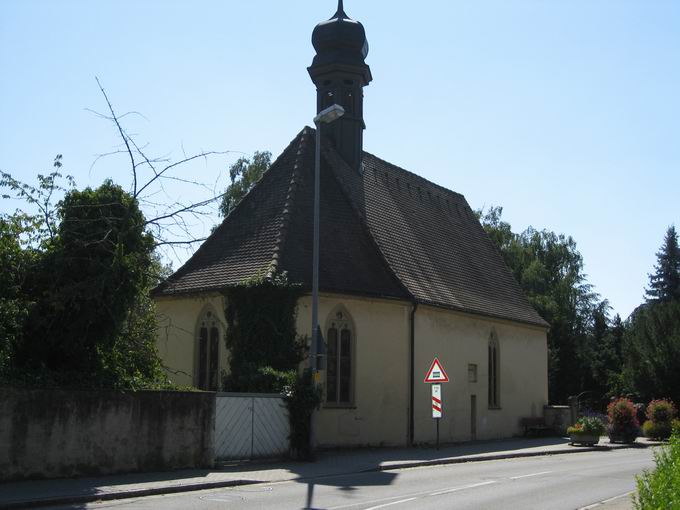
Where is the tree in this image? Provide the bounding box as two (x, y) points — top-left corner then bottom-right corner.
(0, 215), (34, 372)
(1, 80), (232, 388)
(622, 301), (680, 404)
(477, 207), (603, 403)
(618, 226), (680, 403)
(1, 156), (73, 376)
(645, 226), (680, 303)
(10, 180), (166, 385)
(89, 78), (231, 256)
(1, 158), (169, 388)
(219, 151), (271, 217)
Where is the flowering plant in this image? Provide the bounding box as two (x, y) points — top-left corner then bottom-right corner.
(607, 397), (640, 440)
(646, 399), (676, 424)
(643, 399), (677, 440)
(567, 415), (606, 436)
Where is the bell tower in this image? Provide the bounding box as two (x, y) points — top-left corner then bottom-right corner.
(308, 0), (372, 172)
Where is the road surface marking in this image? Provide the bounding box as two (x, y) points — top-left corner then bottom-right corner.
(328, 479), (497, 509)
(327, 493), (427, 510)
(509, 470), (553, 480)
(578, 490), (635, 509)
(429, 480), (498, 496)
(364, 497), (417, 510)
(602, 491), (634, 503)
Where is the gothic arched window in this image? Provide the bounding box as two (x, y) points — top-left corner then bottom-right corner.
(325, 306), (355, 405)
(196, 307), (221, 391)
(488, 331), (500, 408)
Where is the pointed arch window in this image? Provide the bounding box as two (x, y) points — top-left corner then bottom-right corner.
(488, 332), (500, 408)
(325, 307), (355, 405)
(196, 307), (221, 391)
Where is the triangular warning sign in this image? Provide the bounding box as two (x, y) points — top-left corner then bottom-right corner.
(424, 357), (449, 383)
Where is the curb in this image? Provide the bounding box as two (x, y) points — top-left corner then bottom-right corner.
(373, 441), (656, 472)
(0, 479), (262, 510)
(2, 441), (657, 509)
(374, 446), (606, 472)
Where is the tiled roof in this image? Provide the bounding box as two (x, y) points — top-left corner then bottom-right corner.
(155, 127), (548, 328)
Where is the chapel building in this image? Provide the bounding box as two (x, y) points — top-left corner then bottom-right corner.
(154, 1), (549, 446)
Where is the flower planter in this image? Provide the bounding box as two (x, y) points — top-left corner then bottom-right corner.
(608, 433), (637, 444)
(569, 432), (600, 446)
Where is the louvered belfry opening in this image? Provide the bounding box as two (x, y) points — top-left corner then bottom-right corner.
(308, 1), (372, 173)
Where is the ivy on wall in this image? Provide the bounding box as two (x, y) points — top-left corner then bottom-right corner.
(222, 272), (321, 459)
(222, 272), (304, 391)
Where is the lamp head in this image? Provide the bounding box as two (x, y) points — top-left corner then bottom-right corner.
(314, 104), (345, 125)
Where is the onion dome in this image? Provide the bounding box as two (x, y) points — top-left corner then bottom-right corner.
(311, 0), (369, 68)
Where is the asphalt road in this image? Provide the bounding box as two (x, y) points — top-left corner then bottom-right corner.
(50, 447), (655, 510)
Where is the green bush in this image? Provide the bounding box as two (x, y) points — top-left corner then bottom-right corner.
(643, 420), (673, 441)
(647, 399), (677, 424)
(643, 399), (677, 441)
(635, 429), (680, 509)
(281, 369), (323, 461)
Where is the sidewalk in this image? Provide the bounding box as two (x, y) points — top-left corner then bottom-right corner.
(0, 437), (658, 509)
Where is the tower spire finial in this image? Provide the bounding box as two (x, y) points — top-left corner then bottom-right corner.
(310, 0), (372, 172)
(335, 0), (346, 19)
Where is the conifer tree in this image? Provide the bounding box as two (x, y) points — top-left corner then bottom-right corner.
(645, 226), (680, 303)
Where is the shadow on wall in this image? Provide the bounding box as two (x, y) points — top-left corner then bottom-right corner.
(0, 388), (215, 482)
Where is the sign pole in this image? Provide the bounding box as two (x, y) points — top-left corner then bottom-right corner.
(425, 358), (447, 451)
(431, 383), (442, 450)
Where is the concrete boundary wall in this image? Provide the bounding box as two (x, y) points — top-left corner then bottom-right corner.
(0, 388), (215, 481)
(544, 405), (572, 435)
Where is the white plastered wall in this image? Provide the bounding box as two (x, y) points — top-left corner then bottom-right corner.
(412, 305), (548, 443)
(154, 294), (229, 388)
(296, 294), (412, 447)
(155, 291), (548, 447)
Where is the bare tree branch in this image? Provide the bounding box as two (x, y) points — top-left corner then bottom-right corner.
(86, 79), (237, 259)
(94, 77), (138, 196)
(135, 150), (229, 198)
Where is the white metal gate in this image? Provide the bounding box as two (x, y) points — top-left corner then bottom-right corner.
(215, 393), (290, 460)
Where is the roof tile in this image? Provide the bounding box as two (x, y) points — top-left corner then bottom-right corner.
(154, 128), (548, 328)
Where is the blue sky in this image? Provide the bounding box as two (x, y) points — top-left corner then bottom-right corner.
(1, 0), (679, 319)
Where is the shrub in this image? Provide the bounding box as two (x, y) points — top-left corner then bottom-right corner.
(643, 399), (677, 441)
(646, 399), (677, 424)
(281, 369), (323, 461)
(608, 397), (640, 440)
(643, 420), (673, 441)
(634, 429), (680, 509)
(568, 415), (607, 436)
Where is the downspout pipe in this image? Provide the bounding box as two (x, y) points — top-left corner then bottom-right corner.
(409, 301), (418, 446)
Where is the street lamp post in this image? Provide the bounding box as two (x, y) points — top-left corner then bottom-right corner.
(310, 103), (344, 451)
(311, 103), (345, 376)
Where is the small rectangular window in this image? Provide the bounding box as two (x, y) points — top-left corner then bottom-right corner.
(468, 364), (477, 383)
